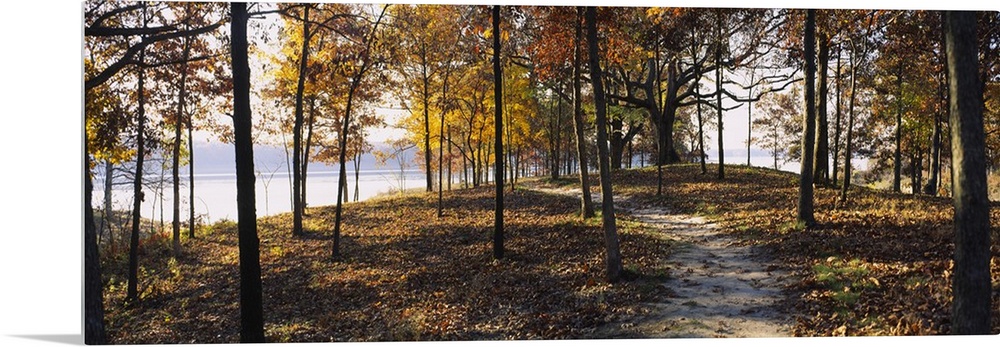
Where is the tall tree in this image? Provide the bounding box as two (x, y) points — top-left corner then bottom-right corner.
(126, 45), (147, 303)
(798, 9), (817, 226)
(839, 15), (873, 203)
(332, 5), (389, 259)
(839, 39), (858, 202)
(944, 10), (991, 335)
(586, 6), (624, 283)
(572, 7), (595, 218)
(230, 2), (264, 342)
(814, 27), (831, 186)
(892, 56), (904, 193)
(83, 87), (108, 347)
(832, 43), (843, 186)
(171, 33), (191, 257)
(714, 9), (727, 179)
(291, 4), (311, 237)
(492, 5), (505, 259)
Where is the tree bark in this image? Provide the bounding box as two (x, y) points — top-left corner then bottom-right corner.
(926, 60), (946, 196)
(747, 71), (755, 166)
(103, 160), (114, 251)
(231, 3), (265, 342)
(572, 7), (595, 218)
(333, 85), (357, 260)
(814, 32), (830, 186)
(798, 9), (817, 226)
(302, 97), (316, 209)
(893, 60), (904, 193)
(832, 43), (843, 186)
(715, 13), (725, 180)
(438, 69), (448, 217)
(448, 126), (452, 191)
(696, 66), (706, 174)
(944, 10), (991, 335)
(423, 56), (433, 192)
(172, 35), (190, 258)
(127, 50), (146, 303)
(586, 6), (623, 283)
(291, 5), (310, 236)
(840, 41), (859, 203)
(492, 5), (505, 259)
(354, 150), (362, 202)
(657, 59), (667, 195)
(85, 146), (107, 344)
(188, 106), (195, 238)
(925, 113), (942, 195)
(553, 89), (562, 179)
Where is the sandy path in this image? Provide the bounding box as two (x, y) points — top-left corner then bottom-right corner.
(534, 185), (793, 338)
(611, 203), (792, 338)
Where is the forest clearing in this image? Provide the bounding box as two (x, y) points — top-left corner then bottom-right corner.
(83, 2), (998, 344)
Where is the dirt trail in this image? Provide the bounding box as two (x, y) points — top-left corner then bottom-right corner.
(534, 185), (793, 338)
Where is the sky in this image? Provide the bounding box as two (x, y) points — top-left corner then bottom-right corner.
(0, 0), (997, 347)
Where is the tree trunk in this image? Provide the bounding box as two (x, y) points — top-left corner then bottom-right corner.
(627, 139), (633, 169)
(715, 10), (725, 180)
(840, 41), (858, 203)
(188, 107), (195, 238)
(656, 66), (682, 165)
(553, 89), (562, 179)
(927, 61), (947, 196)
(697, 66), (706, 174)
(448, 126), (453, 191)
(127, 51), (146, 303)
(715, 36), (726, 180)
(84, 145), (107, 344)
(610, 118), (624, 170)
(231, 3), (265, 342)
(172, 36), (190, 258)
(747, 71), (755, 166)
(302, 97), (316, 209)
(438, 68), (451, 211)
(354, 150), (361, 202)
(893, 61), (904, 193)
(462, 143), (469, 189)
(798, 9), (817, 226)
(291, 5), (310, 237)
(333, 85), (358, 260)
(103, 160), (114, 251)
(586, 6), (623, 283)
(572, 7), (595, 219)
(814, 33), (830, 186)
(833, 43), (843, 186)
(916, 151), (923, 194)
(492, 5), (505, 259)
(925, 114), (942, 195)
(944, 11), (991, 335)
(423, 59), (433, 192)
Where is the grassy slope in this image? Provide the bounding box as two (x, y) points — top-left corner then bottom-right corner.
(100, 185), (673, 343)
(612, 164), (1000, 336)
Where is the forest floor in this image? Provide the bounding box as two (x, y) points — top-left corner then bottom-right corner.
(100, 183), (676, 343)
(98, 164), (1000, 343)
(609, 164), (1000, 336)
